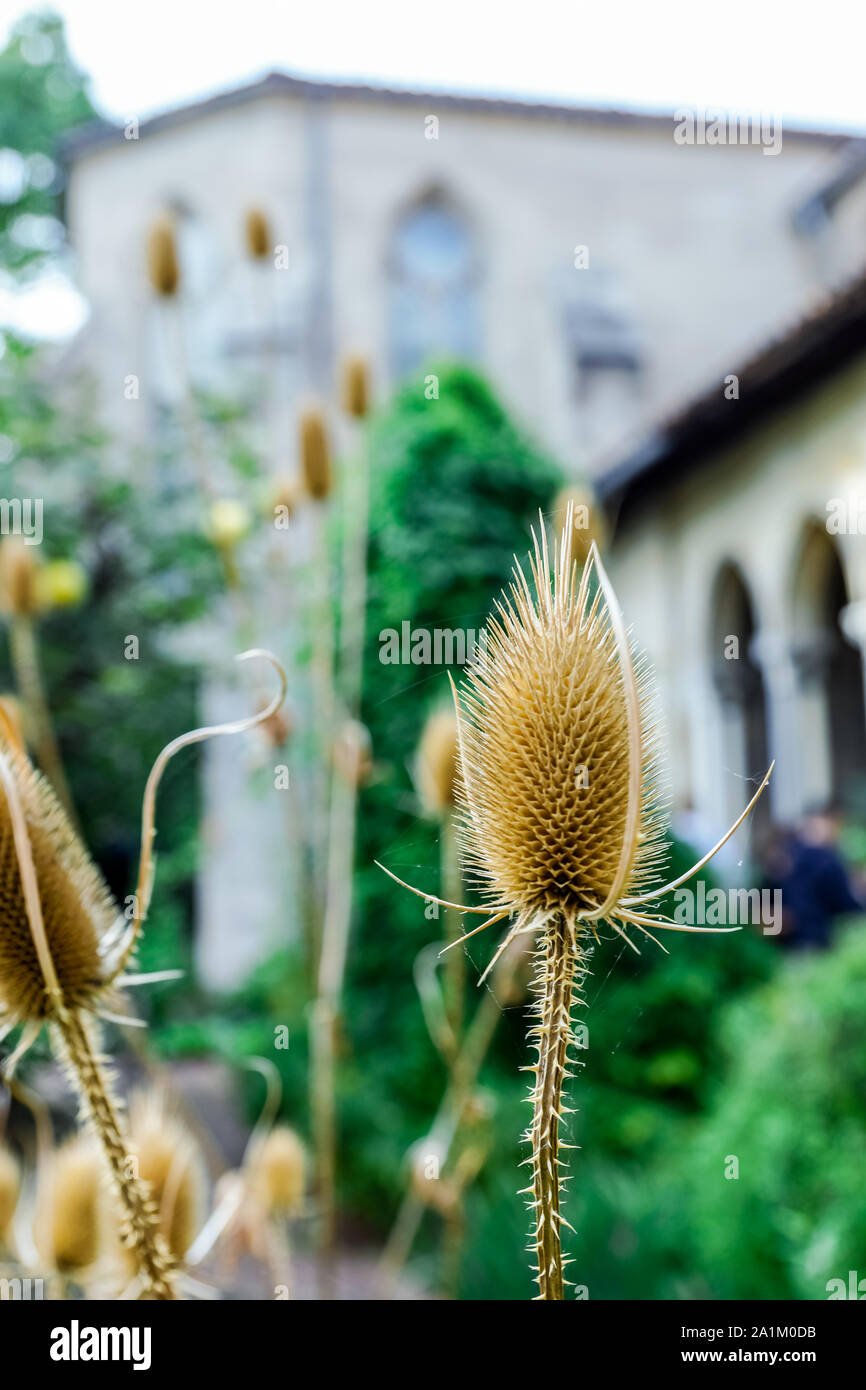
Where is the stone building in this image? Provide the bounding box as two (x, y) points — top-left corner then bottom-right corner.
(59, 71), (866, 979)
(600, 271), (866, 861)
(63, 71), (865, 474)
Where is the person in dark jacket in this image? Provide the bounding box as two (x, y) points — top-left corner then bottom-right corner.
(777, 805), (862, 951)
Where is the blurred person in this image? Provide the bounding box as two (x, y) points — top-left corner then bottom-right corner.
(771, 804), (862, 952)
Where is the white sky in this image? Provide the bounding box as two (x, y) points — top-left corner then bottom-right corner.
(1, 0), (865, 134)
(1, 0), (864, 340)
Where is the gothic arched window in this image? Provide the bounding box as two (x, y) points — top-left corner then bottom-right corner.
(388, 193), (479, 380)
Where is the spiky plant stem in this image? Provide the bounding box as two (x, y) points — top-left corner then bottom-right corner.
(527, 917), (579, 1301)
(52, 1006), (176, 1300)
(310, 995), (337, 1299)
(311, 417), (369, 1294)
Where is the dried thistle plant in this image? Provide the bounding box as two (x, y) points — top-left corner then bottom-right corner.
(0, 650), (286, 1300)
(122, 1090), (206, 1271)
(299, 408), (333, 502)
(146, 216), (180, 297)
(36, 1133), (103, 1283)
(0, 538), (40, 618)
(553, 482), (607, 568)
(0, 1141), (19, 1250)
(248, 1126), (307, 1217)
(341, 355), (370, 420)
(380, 508), (772, 1299)
(185, 1063), (306, 1297)
(415, 707), (465, 1054)
(416, 708), (459, 818)
(244, 208), (272, 262)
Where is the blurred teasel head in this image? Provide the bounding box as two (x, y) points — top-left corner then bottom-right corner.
(299, 407), (332, 501)
(416, 707), (459, 818)
(553, 481), (607, 568)
(248, 1125), (306, 1217)
(0, 1142), (20, 1245)
(146, 216), (180, 297)
(268, 476), (300, 524)
(123, 1091), (206, 1265)
(408, 1137), (458, 1216)
(38, 1134), (103, 1276)
(341, 354), (370, 419)
(0, 538), (40, 617)
(244, 207), (271, 261)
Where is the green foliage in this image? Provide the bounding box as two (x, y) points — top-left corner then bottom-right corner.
(0, 339), (223, 993)
(0, 10), (95, 275)
(662, 922), (866, 1299)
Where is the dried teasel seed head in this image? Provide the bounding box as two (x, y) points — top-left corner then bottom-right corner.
(39, 1134), (104, 1274)
(408, 1138), (458, 1216)
(0, 538), (41, 617)
(124, 1092), (205, 1263)
(341, 355), (370, 419)
(146, 216), (180, 297)
(0, 732), (120, 1026)
(268, 476), (300, 523)
(553, 482), (607, 567)
(416, 707), (460, 816)
(332, 720), (372, 788)
(0, 1142), (20, 1241)
(299, 408), (332, 501)
(248, 1126), (306, 1215)
(455, 523), (666, 924)
(244, 207), (271, 261)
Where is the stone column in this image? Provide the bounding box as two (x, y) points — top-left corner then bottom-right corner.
(840, 598), (866, 730)
(790, 630), (835, 812)
(749, 629), (802, 820)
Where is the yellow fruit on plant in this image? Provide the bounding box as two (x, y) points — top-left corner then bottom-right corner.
(208, 499), (251, 548)
(36, 559), (88, 611)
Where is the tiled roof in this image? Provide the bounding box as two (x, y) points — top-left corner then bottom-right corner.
(61, 68), (854, 158)
(599, 266), (866, 520)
